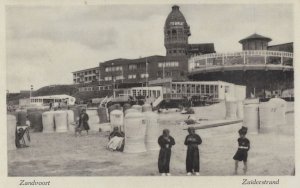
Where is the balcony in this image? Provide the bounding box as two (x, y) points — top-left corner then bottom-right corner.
(188, 50), (293, 74)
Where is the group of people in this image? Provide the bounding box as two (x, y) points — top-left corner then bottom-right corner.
(70, 107), (251, 176)
(157, 126), (250, 176)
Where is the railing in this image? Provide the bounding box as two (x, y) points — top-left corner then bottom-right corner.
(152, 95), (163, 108)
(189, 50), (293, 72)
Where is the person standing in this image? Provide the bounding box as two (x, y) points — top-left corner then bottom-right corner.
(158, 129), (175, 176)
(79, 109), (90, 135)
(233, 126), (250, 175)
(184, 127), (202, 176)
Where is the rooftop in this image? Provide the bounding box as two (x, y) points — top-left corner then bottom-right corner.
(239, 33), (272, 43)
(72, 66), (100, 73)
(100, 55), (166, 66)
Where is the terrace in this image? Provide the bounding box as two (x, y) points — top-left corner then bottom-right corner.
(188, 50), (293, 74)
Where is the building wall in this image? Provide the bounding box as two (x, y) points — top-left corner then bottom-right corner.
(73, 67), (100, 84)
(268, 43), (293, 53)
(242, 40), (268, 50)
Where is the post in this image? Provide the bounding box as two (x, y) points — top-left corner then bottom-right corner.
(146, 58), (148, 86)
(113, 79), (116, 98)
(264, 51), (267, 65)
(222, 54), (224, 65)
(243, 52), (246, 64)
(281, 53), (283, 65)
(163, 62), (165, 79)
(30, 85), (33, 98)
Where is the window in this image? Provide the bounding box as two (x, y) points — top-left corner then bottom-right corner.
(128, 74), (136, 79)
(210, 85), (214, 95)
(104, 76), (112, 81)
(141, 73), (149, 78)
(206, 85), (209, 93)
(201, 85), (205, 93)
(116, 75), (124, 80)
(158, 62), (179, 68)
(129, 64), (137, 70)
(105, 67), (111, 72)
(172, 29), (177, 34)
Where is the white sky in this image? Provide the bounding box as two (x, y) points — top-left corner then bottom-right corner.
(6, 4), (293, 92)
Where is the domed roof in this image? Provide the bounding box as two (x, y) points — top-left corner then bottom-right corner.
(239, 33), (272, 43)
(165, 5), (188, 28)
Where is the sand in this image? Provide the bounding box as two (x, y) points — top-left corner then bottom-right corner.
(8, 102), (294, 176)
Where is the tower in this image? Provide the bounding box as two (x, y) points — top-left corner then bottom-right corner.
(239, 33), (272, 51)
(164, 5), (191, 57)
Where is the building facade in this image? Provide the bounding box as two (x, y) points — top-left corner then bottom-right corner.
(72, 5), (293, 99)
(72, 5), (215, 92)
(188, 34), (293, 97)
(72, 67), (100, 84)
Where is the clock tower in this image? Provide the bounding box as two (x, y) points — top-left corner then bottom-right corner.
(164, 5), (191, 57)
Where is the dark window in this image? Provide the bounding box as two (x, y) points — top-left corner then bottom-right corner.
(172, 29), (177, 34)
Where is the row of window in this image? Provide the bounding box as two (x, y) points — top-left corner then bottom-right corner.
(158, 61), (179, 68)
(167, 49), (187, 54)
(171, 84), (218, 94)
(157, 70), (182, 77)
(79, 86), (112, 92)
(166, 29), (187, 35)
(74, 76), (99, 83)
(74, 69), (99, 77)
(30, 98), (43, 103)
(105, 73), (149, 81)
(105, 66), (123, 72)
(106, 64), (147, 72)
(104, 75), (124, 81)
(129, 64), (137, 70)
(30, 98), (63, 103)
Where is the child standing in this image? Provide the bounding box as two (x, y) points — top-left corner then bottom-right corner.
(233, 126), (250, 175)
(158, 129), (175, 176)
(79, 109), (90, 135)
(184, 127), (202, 176)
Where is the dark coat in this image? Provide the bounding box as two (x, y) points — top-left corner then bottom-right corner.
(233, 137), (250, 162)
(184, 133), (202, 173)
(158, 135), (175, 173)
(79, 112), (90, 131)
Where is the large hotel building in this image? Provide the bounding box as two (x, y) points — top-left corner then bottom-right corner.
(72, 5), (293, 98)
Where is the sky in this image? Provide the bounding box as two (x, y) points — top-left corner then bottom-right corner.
(6, 4), (293, 92)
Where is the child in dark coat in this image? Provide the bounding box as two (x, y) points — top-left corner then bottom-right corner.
(184, 127), (202, 176)
(233, 126), (250, 175)
(158, 129), (175, 176)
(79, 109), (90, 135)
